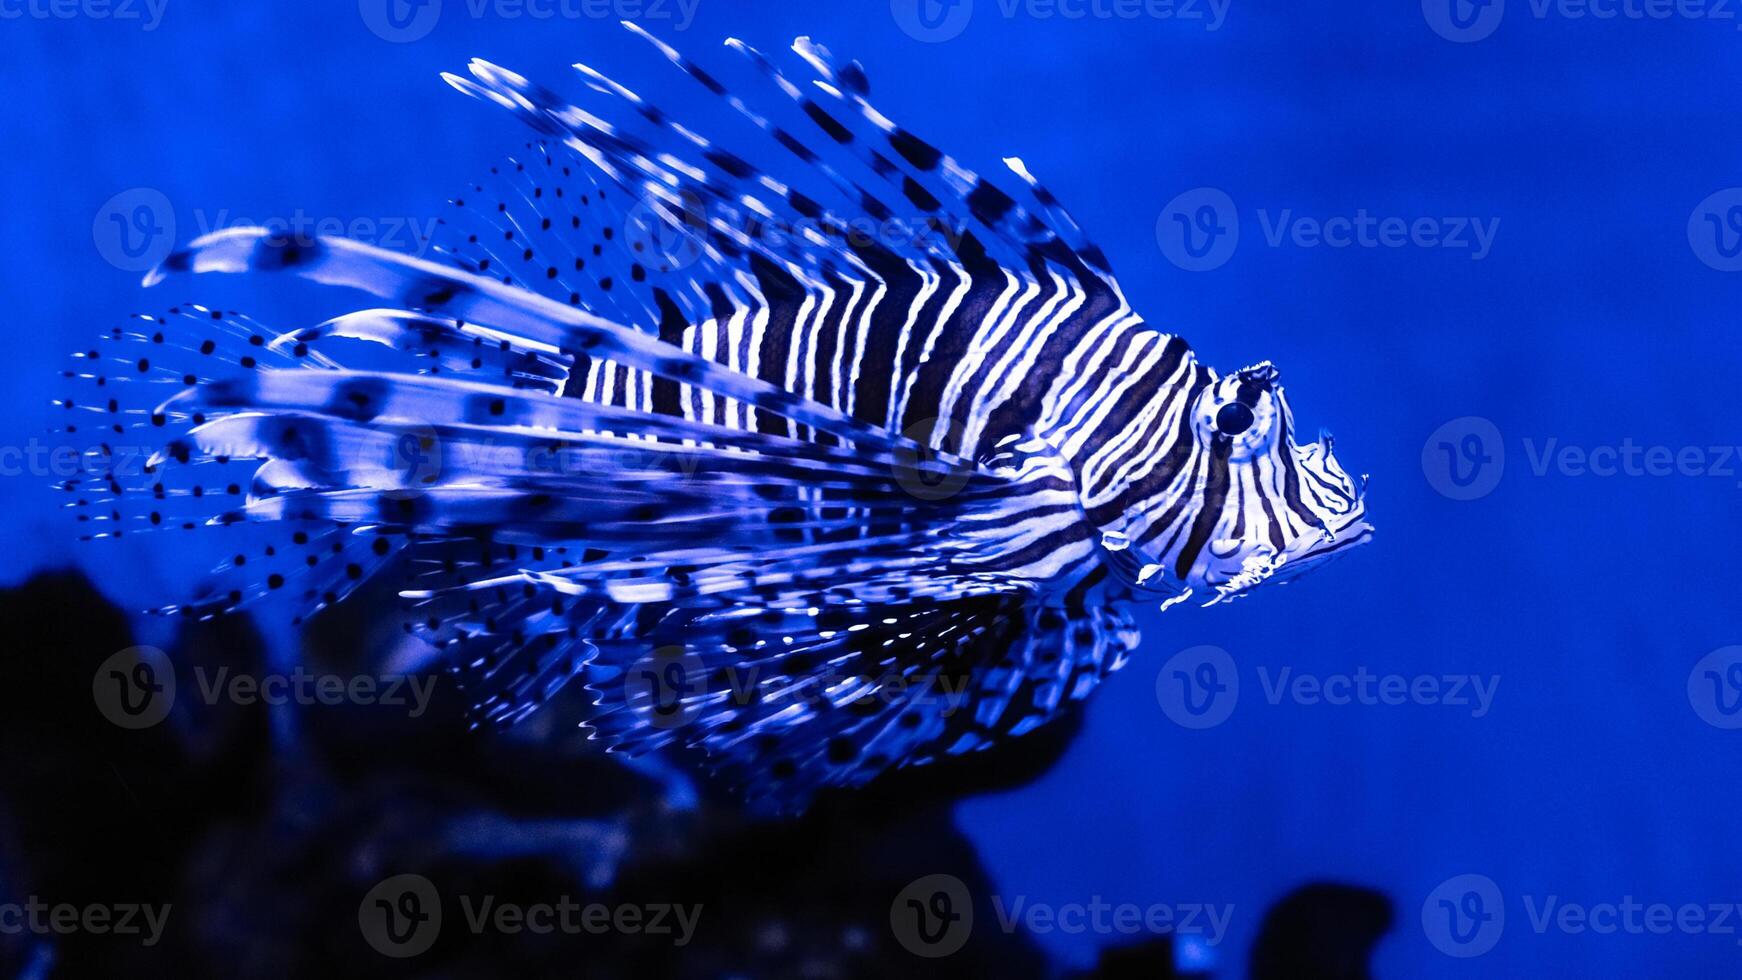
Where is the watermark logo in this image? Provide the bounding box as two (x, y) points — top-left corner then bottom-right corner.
(93, 188), (175, 273)
(624, 193), (709, 273)
(623, 645), (708, 730)
(890, 874), (974, 957)
(92, 646), (176, 729)
(1156, 645), (1239, 729)
(1423, 874), (1505, 957)
(1689, 188), (1742, 272)
(1688, 646), (1742, 729)
(359, 0), (441, 41)
(359, 874), (442, 957)
(1422, 416), (1505, 501)
(1157, 188), (1239, 272)
(374, 421), (444, 500)
(892, 0), (975, 42)
(892, 420), (977, 502)
(1423, 0), (1506, 42)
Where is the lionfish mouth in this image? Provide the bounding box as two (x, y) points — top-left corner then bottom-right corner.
(1099, 505), (1372, 610)
(1215, 513), (1374, 599)
(1182, 425), (1373, 605)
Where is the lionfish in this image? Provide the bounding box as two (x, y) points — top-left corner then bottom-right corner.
(58, 28), (1371, 808)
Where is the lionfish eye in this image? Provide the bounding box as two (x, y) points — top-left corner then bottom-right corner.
(1215, 402), (1255, 436)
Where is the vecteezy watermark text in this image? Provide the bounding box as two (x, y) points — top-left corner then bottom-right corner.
(190, 209), (439, 259)
(991, 0), (1228, 27)
(1155, 646), (1500, 729)
(358, 874), (700, 958)
(1424, 0), (1742, 44)
(0, 898), (171, 947)
(94, 188), (439, 273)
(1423, 417), (1742, 501)
(0, 0), (166, 30)
(887, 874), (1231, 959)
(892, 0), (1227, 43)
(624, 646), (972, 730)
(94, 648), (440, 729)
(360, 0), (699, 43)
(990, 895), (1232, 942)
(1157, 189), (1499, 271)
(1423, 874), (1742, 957)
(1255, 666), (1499, 718)
(1254, 209), (1499, 260)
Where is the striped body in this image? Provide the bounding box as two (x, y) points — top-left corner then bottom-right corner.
(564, 247), (1252, 603)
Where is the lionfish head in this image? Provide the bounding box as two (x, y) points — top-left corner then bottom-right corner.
(1102, 360), (1372, 606)
(1181, 361), (1372, 602)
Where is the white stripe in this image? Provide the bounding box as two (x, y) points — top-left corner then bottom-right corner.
(1094, 380), (1191, 503)
(1059, 331), (1163, 460)
(934, 269), (1031, 452)
(788, 281), (831, 439)
(1036, 309), (1144, 433)
(884, 258), (941, 430)
(1083, 353), (1196, 504)
(828, 278), (866, 414)
(843, 272), (887, 419)
(961, 270), (1084, 452)
(894, 262), (972, 426)
(738, 268), (772, 430)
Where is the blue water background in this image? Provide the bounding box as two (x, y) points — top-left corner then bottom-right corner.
(3, 1), (1739, 974)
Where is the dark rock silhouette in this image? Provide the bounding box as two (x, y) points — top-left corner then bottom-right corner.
(1249, 882), (1394, 980)
(0, 571), (1402, 979)
(0, 571), (1056, 978)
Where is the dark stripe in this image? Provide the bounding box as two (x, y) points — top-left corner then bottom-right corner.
(890, 129), (943, 171)
(686, 65), (727, 95)
(803, 101), (855, 144)
(1174, 441), (1231, 580)
(902, 176), (942, 212)
(1253, 465), (1287, 553)
(966, 181), (1017, 227)
(705, 150), (755, 179)
(747, 254), (807, 435)
(649, 288), (688, 418)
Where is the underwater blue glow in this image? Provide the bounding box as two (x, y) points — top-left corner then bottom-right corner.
(3, 2), (1739, 976)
